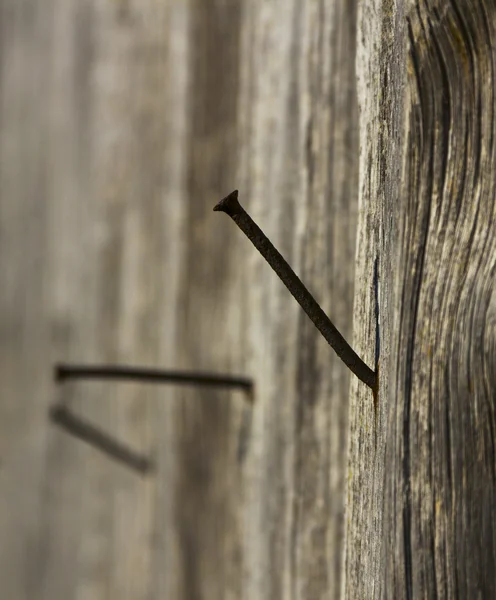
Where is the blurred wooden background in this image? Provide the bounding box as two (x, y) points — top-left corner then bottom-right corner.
(0, 1), (359, 598)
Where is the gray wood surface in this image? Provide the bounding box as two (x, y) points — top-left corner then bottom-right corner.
(344, 0), (405, 597)
(346, 0), (496, 598)
(0, 1), (359, 598)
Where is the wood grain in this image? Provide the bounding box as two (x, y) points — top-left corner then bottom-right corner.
(346, 0), (496, 598)
(0, 0), (360, 598)
(236, 1), (359, 597)
(390, 2), (496, 597)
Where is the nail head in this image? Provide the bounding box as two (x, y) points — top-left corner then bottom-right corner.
(213, 190), (241, 215)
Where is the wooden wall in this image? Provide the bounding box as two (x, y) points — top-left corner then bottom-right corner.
(0, 1), (359, 599)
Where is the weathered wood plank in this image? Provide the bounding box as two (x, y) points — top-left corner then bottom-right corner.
(0, 0), (361, 598)
(390, 2), (496, 597)
(344, 1), (405, 597)
(0, 1), (99, 598)
(346, 0), (496, 598)
(0, 1), (186, 599)
(166, 2), (247, 599)
(236, 1), (359, 598)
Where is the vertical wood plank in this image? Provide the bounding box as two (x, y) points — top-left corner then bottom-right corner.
(344, 0), (405, 597)
(346, 0), (496, 598)
(237, 1), (359, 597)
(385, 2), (496, 597)
(0, 1), (362, 598)
(167, 2), (247, 599)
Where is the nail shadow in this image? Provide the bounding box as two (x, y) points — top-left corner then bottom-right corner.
(54, 363), (254, 396)
(49, 405), (153, 475)
(50, 362), (255, 474)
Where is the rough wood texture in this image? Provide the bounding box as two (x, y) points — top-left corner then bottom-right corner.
(346, 0), (496, 598)
(0, 1), (359, 598)
(344, 0), (405, 596)
(237, 3), (359, 597)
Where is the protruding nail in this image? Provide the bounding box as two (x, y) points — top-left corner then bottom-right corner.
(214, 190), (377, 391)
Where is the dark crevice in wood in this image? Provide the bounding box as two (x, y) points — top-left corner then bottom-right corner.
(374, 256), (380, 371)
